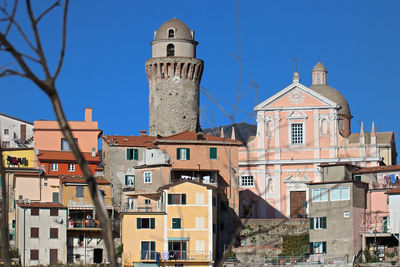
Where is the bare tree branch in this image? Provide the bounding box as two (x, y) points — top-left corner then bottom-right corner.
(0, 67), (27, 77)
(26, 0), (51, 79)
(0, 143), (12, 267)
(53, 0), (68, 80)
(35, 0), (60, 24)
(4, 0), (17, 36)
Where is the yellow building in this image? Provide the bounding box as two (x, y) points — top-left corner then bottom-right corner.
(121, 180), (217, 267)
(2, 148), (35, 168)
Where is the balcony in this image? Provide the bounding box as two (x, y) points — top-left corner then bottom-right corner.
(371, 181), (400, 190)
(171, 169), (219, 185)
(140, 251), (212, 262)
(122, 201), (165, 213)
(67, 219), (101, 230)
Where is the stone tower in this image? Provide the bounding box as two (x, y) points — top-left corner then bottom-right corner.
(145, 18), (204, 136)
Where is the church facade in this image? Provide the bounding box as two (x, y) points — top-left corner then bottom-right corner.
(238, 63), (396, 219)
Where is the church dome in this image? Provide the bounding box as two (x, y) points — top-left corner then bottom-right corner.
(309, 84), (351, 116)
(312, 62), (327, 72)
(154, 18), (193, 41)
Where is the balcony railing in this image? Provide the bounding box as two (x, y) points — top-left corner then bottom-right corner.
(122, 202), (165, 213)
(371, 181), (400, 190)
(140, 251), (212, 262)
(68, 219), (100, 229)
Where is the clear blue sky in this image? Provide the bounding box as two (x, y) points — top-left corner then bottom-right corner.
(2, 1), (400, 147)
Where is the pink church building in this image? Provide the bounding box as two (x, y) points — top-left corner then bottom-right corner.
(238, 62), (396, 219)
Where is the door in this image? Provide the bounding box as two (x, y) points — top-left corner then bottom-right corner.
(93, 248), (103, 263)
(290, 191), (306, 218)
(50, 249), (58, 264)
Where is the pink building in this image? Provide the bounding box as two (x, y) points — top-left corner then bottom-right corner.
(239, 62), (397, 219)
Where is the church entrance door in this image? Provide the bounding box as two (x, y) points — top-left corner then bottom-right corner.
(290, 191), (306, 218)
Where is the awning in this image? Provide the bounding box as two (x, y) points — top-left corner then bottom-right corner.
(168, 237), (189, 241)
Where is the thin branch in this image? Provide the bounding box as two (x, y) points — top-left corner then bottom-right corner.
(0, 143), (12, 267)
(53, 0), (68, 80)
(35, 0), (60, 23)
(0, 67), (27, 77)
(26, 0), (51, 79)
(4, 0), (18, 36)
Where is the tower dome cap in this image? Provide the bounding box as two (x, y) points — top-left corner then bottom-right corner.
(312, 62), (327, 72)
(154, 18), (193, 41)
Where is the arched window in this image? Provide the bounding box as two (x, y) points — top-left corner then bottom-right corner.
(167, 44), (175, 57)
(168, 29), (175, 38)
(266, 120), (273, 137)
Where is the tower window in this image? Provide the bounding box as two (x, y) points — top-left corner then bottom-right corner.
(167, 44), (175, 57)
(168, 29), (174, 38)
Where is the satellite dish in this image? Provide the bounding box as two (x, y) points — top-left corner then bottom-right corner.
(34, 148), (39, 155)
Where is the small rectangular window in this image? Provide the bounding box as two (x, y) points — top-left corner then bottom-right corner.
(177, 148), (190, 160)
(311, 217), (327, 229)
(31, 227), (39, 238)
(137, 218), (155, 229)
(125, 175), (135, 186)
(144, 171), (152, 183)
(51, 163), (58, 171)
(354, 175), (361, 182)
(209, 147), (217, 159)
(240, 176), (254, 187)
(30, 249), (39, 260)
(312, 188), (328, 202)
(168, 194), (186, 205)
(50, 228), (58, 239)
(50, 208), (58, 216)
(291, 123), (304, 144)
(52, 192), (59, 203)
(172, 218), (181, 229)
(61, 138), (77, 151)
(330, 187), (350, 201)
(68, 163), (75, 172)
(4, 129), (9, 135)
(76, 186), (84, 198)
(31, 208), (39, 216)
(126, 148), (139, 160)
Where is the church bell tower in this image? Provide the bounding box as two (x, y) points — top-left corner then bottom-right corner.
(145, 18), (204, 136)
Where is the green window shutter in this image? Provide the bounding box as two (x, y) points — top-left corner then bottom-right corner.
(322, 242), (327, 253)
(177, 218), (181, 228)
(186, 149), (190, 160)
(127, 149), (132, 160)
(125, 175), (128, 186)
(182, 241), (187, 251)
(309, 242), (313, 253)
(181, 194), (186, 205)
(177, 148), (181, 160)
(151, 241), (155, 251)
(133, 149), (139, 160)
(310, 218), (314, 229)
(168, 194), (172, 205)
(322, 217), (327, 229)
(210, 147), (217, 159)
(137, 218), (141, 229)
(168, 242), (173, 251)
(150, 218), (155, 229)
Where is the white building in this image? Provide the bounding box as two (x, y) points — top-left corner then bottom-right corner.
(0, 113), (34, 148)
(16, 202), (67, 266)
(387, 188), (400, 239)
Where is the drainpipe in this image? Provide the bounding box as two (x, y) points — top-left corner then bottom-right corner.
(84, 231), (86, 264)
(228, 147), (232, 204)
(23, 207), (26, 267)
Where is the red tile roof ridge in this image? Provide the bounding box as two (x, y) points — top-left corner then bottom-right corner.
(385, 188), (400, 194)
(18, 201), (66, 208)
(156, 131), (242, 144)
(102, 135), (157, 148)
(60, 175), (110, 184)
(354, 165), (400, 174)
(37, 150), (100, 162)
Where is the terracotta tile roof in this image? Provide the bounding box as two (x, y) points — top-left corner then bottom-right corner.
(102, 135), (157, 148)
(18, 202), (66, 209)
(37, 150), (100, 163)
(354, 165), (400, 174)
(347, 132), (394, 144)
(60, 175), (110, 185)
(155, 131), (242, 145)
(385, 188), (400, 194)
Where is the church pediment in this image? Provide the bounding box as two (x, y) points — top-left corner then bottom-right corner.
(287, 110), (308, 120)
(284, 174), (312, 184)
(255, 82), (338, 111)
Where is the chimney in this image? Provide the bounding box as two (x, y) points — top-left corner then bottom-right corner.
(197, 132), (204, 140)
(85, 108), (92, 122)
(140, 130), (147, 136)
(91, 147), (96, 157)
(220, 127), (224, 138)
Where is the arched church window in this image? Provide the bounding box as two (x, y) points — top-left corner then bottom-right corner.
(321, 119), (329, 135)
(167, 44), (175, 57)
(266, 178), (273, 194)
(168, 29), (175, 38)
(266, 120), (273, 137)
(338, 118), (344, 130)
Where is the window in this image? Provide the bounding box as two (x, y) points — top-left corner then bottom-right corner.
(4, 129), (9, 135)
(172, 218), (181, 229)
(61, 138), (77, 151)
(168, 241), (187, 260)
(344, 211), (350, 218)
(167, 44), (175, 56)
(1, 141), (10, 148)
(354, 175), (361, 182)
(12, 220), (15, 229)
(51, 163), (58, 171)
(144, 171), (152, 183)
(168, 194), (186, 205)
(30, 249), (39, 260)
(168, 29), (175, 38)
(125, 175), (135, 186)
(76, 186), (84, 198)
(141, 241), (156, 260)
(330, 187), (350, 201)
(137, 218), (155, 229)
(312, 188), (328, 202)
(195, 217), (205, 229)
(195, 193), (205, 204)
(291, 123), (304, 144)
(144, 199), (151, 205)
(30, 227), (39, 238)
(50, 228), (58, 239)
(50, 208), (58, 216)
(310, 241), (326, 254)
(177, 148), (190, 160)
(240, 176), (254, 187)
(126, 148), (139, 160)
(195, 240), (205, 252)
(209, 147), (217, 159)
(52, 192), (59, 203)
(127, 198), (135, 209)
(44, 182), (48, 187)
(310, 217), (327, 229)
(31, 208), (39, 216)
(68, 163), (75, 172)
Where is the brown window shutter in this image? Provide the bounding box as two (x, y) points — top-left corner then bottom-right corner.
(50, 208), (58, 216)
(30, 249), (39, 260)
(30, 227), (39, 238)
(31, 208), (39, 216)
(50, 228), (58, 239)
(21, 124), (26, 140)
